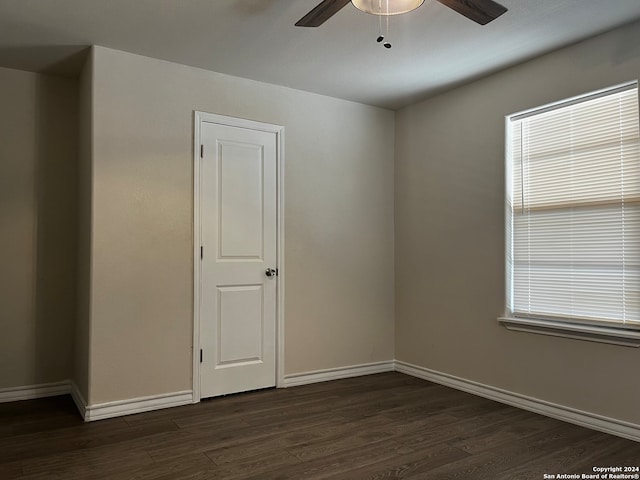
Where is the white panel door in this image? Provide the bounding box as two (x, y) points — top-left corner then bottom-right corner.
(200, 121), (277, 399)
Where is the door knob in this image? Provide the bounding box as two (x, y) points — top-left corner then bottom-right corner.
(265, 268), (278, 278)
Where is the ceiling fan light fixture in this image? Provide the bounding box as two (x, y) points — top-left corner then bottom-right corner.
(351, 0), (425, 16)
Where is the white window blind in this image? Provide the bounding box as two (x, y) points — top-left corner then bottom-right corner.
(506, 83), (640, 329)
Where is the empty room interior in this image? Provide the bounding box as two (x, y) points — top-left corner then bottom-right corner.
(1, 0), (640, 478)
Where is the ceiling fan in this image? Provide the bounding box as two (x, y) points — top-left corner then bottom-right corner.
(295, 0), (508, 27)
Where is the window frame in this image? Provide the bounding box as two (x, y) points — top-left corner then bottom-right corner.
(499, 81), (640, 347)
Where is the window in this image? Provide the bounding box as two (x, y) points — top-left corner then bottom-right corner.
(501, 82), (640, 344)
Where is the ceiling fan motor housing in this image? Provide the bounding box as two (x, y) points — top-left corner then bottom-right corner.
(351, 0), (426, 15)
(295, 0), (508, 28)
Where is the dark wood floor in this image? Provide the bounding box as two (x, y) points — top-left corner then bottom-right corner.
(1, 373), (638, 479)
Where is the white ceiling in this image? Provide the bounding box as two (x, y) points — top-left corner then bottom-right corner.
(0, 0), (639, 109)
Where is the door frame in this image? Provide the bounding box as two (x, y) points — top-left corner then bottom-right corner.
(192, 111), (285, 402)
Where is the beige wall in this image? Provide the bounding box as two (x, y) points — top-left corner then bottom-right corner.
(395, 20), (640, 424)
(0, 67), (78, 389)
(75, 50), (94, 401)
(86, 46), (395, 403)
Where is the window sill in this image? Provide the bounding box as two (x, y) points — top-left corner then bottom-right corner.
(497, 316), (640, 347)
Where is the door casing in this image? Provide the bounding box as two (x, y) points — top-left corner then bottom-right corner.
(192, 111), (285, 402)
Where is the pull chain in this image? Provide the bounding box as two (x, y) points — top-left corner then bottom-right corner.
(384, 9), (391, 48)
(375, 0), (392, 48)
(377, 0), (384, 43)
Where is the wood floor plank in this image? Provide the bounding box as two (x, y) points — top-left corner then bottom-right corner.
(218, 449), (302, 479)
(146, 410), (342, 461)
(20, 440), (155, 478)
(107, 453), (216, 480)
(205, 413), (393, 465)
(0, 415), (174, 464)
(237, 440), (412, 480)
(491, 430), (640, 480)
(396, 404), (533, 453)
(0, 459), (23, 480)
(1, 372), (638, 480)
(287, 418), (397, 462)
(321, 443), (471, 480)
(446, 409), (564, 454)
(408, 425), (603, 480)
(172, 393), (336, 429)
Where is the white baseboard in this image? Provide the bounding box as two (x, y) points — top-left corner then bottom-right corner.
(3, 363), (639, 442)
(0, 380), (192, 423)
(70, 382), (88, 420)
(283, 360), (395, 387)
(0, 381), (71, 403)
(84, 390), (193, 422)
(395, 360), (640, 443)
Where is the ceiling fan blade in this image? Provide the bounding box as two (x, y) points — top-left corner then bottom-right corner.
(436, 0), (507, 25)
(295, 0), (351, 27)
